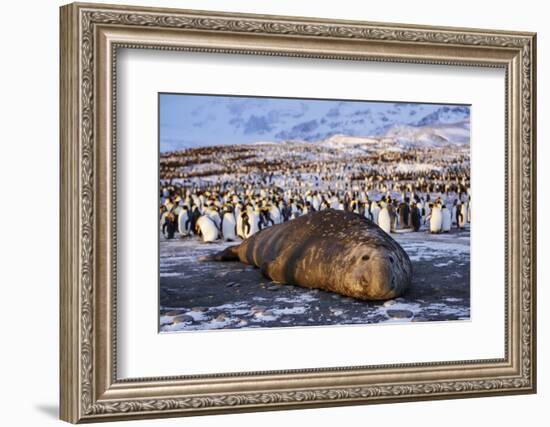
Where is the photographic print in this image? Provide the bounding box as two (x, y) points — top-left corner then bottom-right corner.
(159, 94), (471, 332)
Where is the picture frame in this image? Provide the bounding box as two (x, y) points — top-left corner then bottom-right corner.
(59, 2), (537, 423)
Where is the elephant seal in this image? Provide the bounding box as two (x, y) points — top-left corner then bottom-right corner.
(201, 209), (412, 301)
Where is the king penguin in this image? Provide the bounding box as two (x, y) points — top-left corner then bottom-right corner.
(378, 202), (392, 234)
(196, 215), (219, 243)
(246, 207), (261, 237)
(269, 204), (282, 225)
(429, 203), (443, 233)
(370, 201), (381, 225)
(458, 202), (467, 229)
(221, 207), (237, 241)
(441, 204), (452, 232)
(177, 205), (191, 237)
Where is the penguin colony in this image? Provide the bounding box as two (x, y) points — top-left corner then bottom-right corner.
(160, 142), (471, 241)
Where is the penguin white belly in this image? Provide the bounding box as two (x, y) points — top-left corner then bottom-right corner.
(222, 213), (237, 241)
(312, 198), (320, 211)
(270, 207), (281, 224)
(459, 205), (467, 228)
(160, 211), (168, 228)
(236, 216), (246, 238)
(441, 208), (452, 232)
(371, 207), (380, 224)
(378, 208), (391, 234)
(207, 212), (221, 229)
(178, 211), (190, 236)
(247, 214), (260, 237)
(430, 208), (443, 233)
(197, 216), (219, 242)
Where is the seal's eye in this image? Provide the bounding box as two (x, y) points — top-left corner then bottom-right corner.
(389, 256), (394, 264)
(362, 255), (370, 261)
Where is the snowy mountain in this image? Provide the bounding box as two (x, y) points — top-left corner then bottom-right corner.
(383, 121), (470, 147)
(413, 105), (470, 127)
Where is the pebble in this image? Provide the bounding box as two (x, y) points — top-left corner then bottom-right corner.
(215, 313), (226, 322)
(251, 305), (267, 312)
(383, 300), (397, 307)
(191, 306), (208, 312)
(164, 310), (184, 316)
(267, 285), (280, 291)
(172, 314), (194, 324)
(386, 309), (414, 319)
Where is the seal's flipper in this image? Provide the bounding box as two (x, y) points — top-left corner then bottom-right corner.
(198, 245), (239, 262)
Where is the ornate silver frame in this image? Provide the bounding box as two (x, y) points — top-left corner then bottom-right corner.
(60, 2), (536, 423)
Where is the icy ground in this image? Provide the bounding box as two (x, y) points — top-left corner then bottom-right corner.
(159, 227), (470, 332)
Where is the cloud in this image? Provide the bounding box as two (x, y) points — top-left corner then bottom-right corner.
(292, 119), (319, 133)
(229, 117), (244, 128)
(243, 115), (273, 134)
(352, 109), (371, 116)
(326, 107), (340, 118)
(275, 119), (320, 140)
(226, 101), (248, 116)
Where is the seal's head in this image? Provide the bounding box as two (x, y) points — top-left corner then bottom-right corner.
(345, 243), (410, 300)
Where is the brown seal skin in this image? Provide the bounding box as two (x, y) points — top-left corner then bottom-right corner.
(202, 209), (412, 301)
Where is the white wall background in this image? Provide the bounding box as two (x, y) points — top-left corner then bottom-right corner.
(0, 0), (545, 426)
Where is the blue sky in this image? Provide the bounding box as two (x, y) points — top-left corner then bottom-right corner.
(159, 93), (470, 152)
